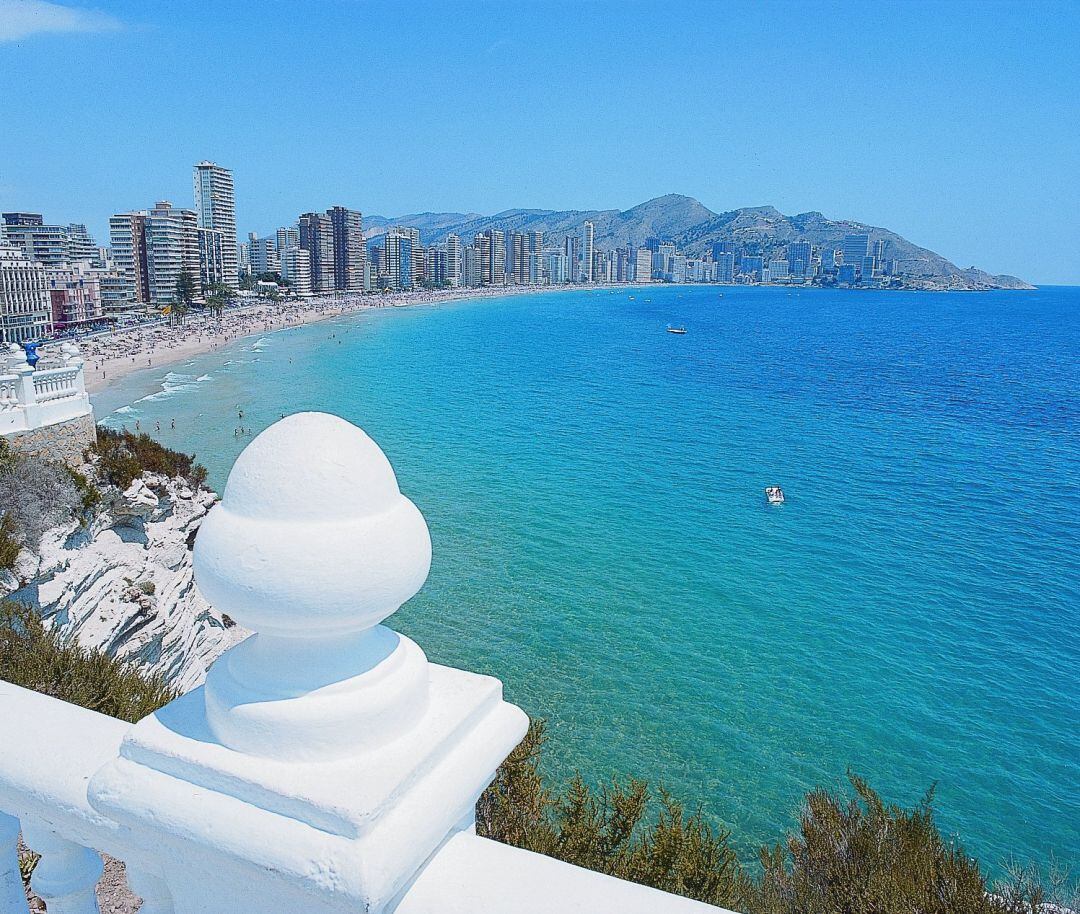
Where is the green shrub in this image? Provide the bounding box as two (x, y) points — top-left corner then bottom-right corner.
(0, 602), (175, 722)
(89, 426), (208, 490)
(0, 514), (21, 572)
(478, 719), (746, 907)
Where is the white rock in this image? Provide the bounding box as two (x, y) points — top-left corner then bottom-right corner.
(4, 473), (245, 692)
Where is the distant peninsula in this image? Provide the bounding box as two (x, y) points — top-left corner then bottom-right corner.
(365, 194), (1033, 291)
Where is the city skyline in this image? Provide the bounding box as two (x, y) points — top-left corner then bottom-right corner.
(1, 0), (1078, 283)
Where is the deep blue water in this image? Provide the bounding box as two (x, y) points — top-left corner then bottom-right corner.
(94, 285), (1079, 873)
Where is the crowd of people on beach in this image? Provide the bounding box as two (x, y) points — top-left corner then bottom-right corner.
(67, 285), (577, 391)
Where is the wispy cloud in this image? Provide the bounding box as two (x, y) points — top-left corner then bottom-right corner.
(0, 0), (122, 42)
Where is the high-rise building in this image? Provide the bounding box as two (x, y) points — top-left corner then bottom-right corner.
(462, 245), (481, 287)
(509, 232), (529, 284)
(475, 229), (505, 285)
(2, 213), (69, 267)
(818, 248), (836, 274)
(787, 241), (812, 278)
(0, 243), (52, 342)
(740, 254), (764, 279)
(328, 206), (364, 292)
(842, 233), (870, 275)
(198, 227), (226, 290)
(425, 248), (448, 287)
(248, 233), (280, 276)
(715, 252), (735, 283)
(280, 245), (312, 296)
(446, 233), (462, 287)
(145, 201), (201, 307)
(582, 221), (595, 282)
(276, 226), (299, 254)
(546, 252), (568, 285)
(634, 248), (653, 283)
(193, 161), (238, 289)
(383, 229), (416, 290)
(593, 250), (610, 283)
(109, 211), (150, 305)
(564, 236), (578, 283)
(299, 212), (335, 292)
(769, 259), (790, 280)
(65, 224), (100, 264)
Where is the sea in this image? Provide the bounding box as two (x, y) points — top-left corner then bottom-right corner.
(93, 284), (1079, 874)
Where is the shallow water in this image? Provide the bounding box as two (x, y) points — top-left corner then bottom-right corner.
(94, 285), (1080, 872)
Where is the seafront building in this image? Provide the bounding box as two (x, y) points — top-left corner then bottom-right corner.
(328, 206), (365, 292)
(582, 220), (595, 282)
(193, 161), (239, 289)
(280, 245), (312, 296)
(145, 201), (202, 307)
(842, 233), (870, 277)
(299, 212), (336, 293)
(0, 243), (53, 342)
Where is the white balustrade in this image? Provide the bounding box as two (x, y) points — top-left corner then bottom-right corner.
(0, 413), (726, 914)
(0, 344), (91, 436)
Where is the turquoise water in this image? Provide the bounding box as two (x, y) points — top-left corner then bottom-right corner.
(94, 285), (1079, 873)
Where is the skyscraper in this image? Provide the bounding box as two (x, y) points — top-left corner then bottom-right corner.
(193, 161), (238, 289)
(475, 229), (505, 285)
(634, 248), (653, 283)
(198, 227), (225, 290)
(787, 241), (812, 278)
(145, 201), (201, 307)
(2, 213), (69, 267)
(582, 221), (595, 282)
(327, 206), (365, 292)
(299, 212), (335, 292)
(383, 229), (416, 290)
(109, 211), (150, 304)
(842, 233), (870, 275)
(509, 232), (529, 284)
(446, 233), (462, 287)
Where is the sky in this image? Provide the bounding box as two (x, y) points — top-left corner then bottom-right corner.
(1, 0), (1078, 284)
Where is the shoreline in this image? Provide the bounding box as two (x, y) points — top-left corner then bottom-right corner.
(79, 284), (625, 396)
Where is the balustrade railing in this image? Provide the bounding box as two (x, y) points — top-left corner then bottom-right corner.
(0, 414), (725, 914)
(32, 367), (80, 403)
(0, 344), (91, 435)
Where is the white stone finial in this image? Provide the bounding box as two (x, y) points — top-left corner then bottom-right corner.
(88, 411), (529, 913)
(194, 412), (433, 759)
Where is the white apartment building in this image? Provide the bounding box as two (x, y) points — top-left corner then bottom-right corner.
(0, 244), (53, 342)
(193, 161), (238, 289)
(146, 201), (201, 307)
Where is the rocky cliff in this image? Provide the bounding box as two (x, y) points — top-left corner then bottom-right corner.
(2, 473), (242, 691)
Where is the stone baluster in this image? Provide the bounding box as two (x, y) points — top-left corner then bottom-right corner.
(88, 412), (528, 914)
(19, 823), (101, 914)
(0, 813), (30, 914)
(125, 866), (173, 914)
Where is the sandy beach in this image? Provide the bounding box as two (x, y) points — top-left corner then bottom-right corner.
(75, 284), (617, 395)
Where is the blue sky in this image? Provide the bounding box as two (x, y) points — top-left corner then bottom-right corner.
(1, 0), (1077, 283)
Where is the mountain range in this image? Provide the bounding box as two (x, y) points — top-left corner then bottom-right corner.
(365, 194), (1032, 290)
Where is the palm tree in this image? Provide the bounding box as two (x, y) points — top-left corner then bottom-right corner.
(203, 281), (232, 321)
(173, 271), (197, 325)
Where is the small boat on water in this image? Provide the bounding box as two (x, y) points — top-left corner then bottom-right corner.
(666, 325), (687, 335)
(765, 486), (785, 505)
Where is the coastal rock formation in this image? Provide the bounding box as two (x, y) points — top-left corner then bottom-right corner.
(2, 472), (242, 691)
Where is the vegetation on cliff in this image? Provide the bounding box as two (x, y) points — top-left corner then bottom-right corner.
(89, 426), (208, 490)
